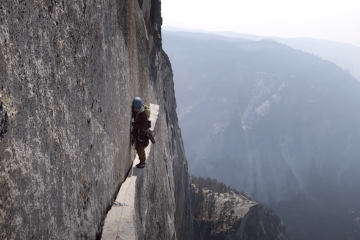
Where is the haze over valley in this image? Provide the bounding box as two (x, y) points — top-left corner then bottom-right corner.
(163, 30), (360, 240)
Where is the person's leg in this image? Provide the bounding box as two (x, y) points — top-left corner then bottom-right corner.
(136, 142), (146, 165)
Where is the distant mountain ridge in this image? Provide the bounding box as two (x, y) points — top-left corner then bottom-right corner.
(163, 26), (360, 81)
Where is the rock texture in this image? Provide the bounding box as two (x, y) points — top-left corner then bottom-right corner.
(134, 44), (194, 240)
(0, 1), (289, 240)
(190, 177), (288, 240)
(0, 1), (192, 239)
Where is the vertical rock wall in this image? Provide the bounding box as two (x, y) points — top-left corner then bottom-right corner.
(134, 49), (194, 239)
(134, 1), (194, 239)
(0, 1), (192, 239)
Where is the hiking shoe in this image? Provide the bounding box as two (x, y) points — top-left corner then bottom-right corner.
(136, 163), (145, 168)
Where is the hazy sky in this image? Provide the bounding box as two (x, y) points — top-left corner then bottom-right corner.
(162, 0), (360, 47)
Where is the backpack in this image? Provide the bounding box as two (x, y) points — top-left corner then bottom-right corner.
(144, 105), (151, 128)
(144, 105), (150, 119)
(143, 105), (155, 144)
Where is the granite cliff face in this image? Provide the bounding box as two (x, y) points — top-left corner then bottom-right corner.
(0, 1), (288, 240)
(0, 1), (191, 239)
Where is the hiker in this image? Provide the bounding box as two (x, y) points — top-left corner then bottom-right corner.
(131, 97), (155, 168)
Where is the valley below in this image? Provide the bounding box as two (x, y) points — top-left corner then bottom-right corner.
(163, 30), (360, 240)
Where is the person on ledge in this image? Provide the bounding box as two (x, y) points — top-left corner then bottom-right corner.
(131, 97), (149, 168)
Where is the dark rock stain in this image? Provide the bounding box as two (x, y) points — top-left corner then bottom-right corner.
(0, 104), (8, 138)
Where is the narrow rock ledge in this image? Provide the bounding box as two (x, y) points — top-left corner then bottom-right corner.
(101, 104), (160, 240)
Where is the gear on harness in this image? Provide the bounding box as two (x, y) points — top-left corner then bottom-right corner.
(135, 128), (149, 146)
(133, 128), (155, 145)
